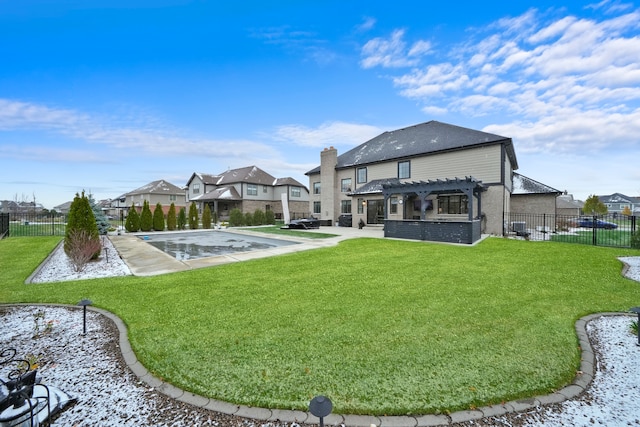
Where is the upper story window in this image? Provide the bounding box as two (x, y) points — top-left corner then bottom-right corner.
(341, 178), (352, 193)
(357, 167), (367, 184)
(169, 195), (177, 201)
(193, 183), (200, 194)
(398, 161), (410, 179)
(247, 184), (258, 196)
(313, 182), (321, 195)
(263, 185), (268, 193)
(291, 186), (301, 197)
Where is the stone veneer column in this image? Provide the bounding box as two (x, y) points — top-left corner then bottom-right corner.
(320, 146), (338, 224)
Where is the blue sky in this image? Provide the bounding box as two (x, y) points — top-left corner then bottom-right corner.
(1, 0), (639, 209)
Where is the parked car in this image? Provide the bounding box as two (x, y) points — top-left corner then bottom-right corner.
(577, 217), (618, 229)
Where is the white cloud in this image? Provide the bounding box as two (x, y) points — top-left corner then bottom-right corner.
(0, 98), (280, 163)
(360, 7), (640, 161)
(360, 29), (431, 69)
(271, 121), (383, 148)
(356, 16), (376, 32)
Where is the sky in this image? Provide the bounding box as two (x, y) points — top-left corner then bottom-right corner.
(1, 0), (639, 209)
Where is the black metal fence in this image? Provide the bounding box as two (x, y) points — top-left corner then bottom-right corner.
(505, 212), (638, 248)
(0, 212), (68, 238)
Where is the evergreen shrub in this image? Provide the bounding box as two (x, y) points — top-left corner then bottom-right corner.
(265, 210), (275, 225)
(64, 191), (101, 260)
(188, 202), (199, 229)
(167, 203), (177, 231)
(253, 209), (265, 225)
(153, 202), (165, 231)
(140, 200), (153, 232)
(229, 208), (243, 226)
(177, 207), (187, 230)
(202, 204), (212, 229)
(125, 206), (140, 232)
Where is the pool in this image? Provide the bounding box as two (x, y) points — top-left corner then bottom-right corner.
(139, 231), (299, 260)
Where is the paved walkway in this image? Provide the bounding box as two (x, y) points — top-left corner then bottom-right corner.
(109, 225), (385, 276)
(103, 226), (605, 426)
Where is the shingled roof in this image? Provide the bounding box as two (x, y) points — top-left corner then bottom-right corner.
(512, 173), (561, 195)
(126, 179), (184, 196)
(306, 121), (517, 175)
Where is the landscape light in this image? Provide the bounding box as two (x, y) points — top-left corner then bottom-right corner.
(309, 395), (332, 427)
(78, 299), (93, 335)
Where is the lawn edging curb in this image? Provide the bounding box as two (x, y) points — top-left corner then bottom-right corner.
(2, 303), (633, 427)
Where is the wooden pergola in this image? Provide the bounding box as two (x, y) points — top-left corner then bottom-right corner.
(381, 176), (487, 244)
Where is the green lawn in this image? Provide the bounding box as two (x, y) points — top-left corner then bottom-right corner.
(1, 236), (639, 415)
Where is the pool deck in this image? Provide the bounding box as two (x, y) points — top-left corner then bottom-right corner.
(109, 225), (384, 276)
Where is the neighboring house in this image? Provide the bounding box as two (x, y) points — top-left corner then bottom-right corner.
(306, 121), (519, 243)
(0, 200), (45, 215)
(53, 201), (73, 215)
(556, 193), (584, 217)
(598, 193), (640, 216)
(186, 166), (309, 220)
(121, 179), (187, 216)
(510, 173), (562, 215)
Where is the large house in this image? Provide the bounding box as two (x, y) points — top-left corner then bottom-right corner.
(186, 166), (309, 221)
(598, 193), (640, 216)
(306, 121), (519, 243)
(113, 179), (187, 218)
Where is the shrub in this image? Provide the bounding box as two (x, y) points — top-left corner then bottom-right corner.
(125, 206), (140, 232)
(88, 193), (110, 235)
(66, 229), (103, 272)
(177, 207), (187, 230)
(140, 200), (153, 232)
(212, 210), (218, 226)
(265, 210), (275, 225)
(64, 191), (100, 260)
(153, 203), (165, 231)
(202, 204), (212, 229)
(253, 209), (265, 225)
(244, 212), (253, 226)
(631, 230), (640, 249)
(188, 202), (199, 230)
(167, 203), (177, 231)
(229, 208), (244, 226)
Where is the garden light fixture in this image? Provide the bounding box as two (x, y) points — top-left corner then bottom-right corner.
(309, 395), (332, 427)
(78, 299), (92, 335)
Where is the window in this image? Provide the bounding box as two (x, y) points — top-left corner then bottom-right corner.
(265, 204), (272, 211)
(341, 178), (352, 193)
(437, 195), (469, 214)
(390, 196), (398, 214)
(398, 161), (410, 179)
(291, 186), (301, 197)
(341, 200), (352, 214)
(169, 195), (177, 201)
(263, 185), (268, 193)
(357, 198), (364, 214)
(313, 182), (321, 195)
(357, 167), (367, 184)
(193, 183), (200, 194)
(247, 184), (258, 196)
(313, 201), (321, 214)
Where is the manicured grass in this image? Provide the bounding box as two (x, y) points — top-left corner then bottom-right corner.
(1, 236), (639, 415)
(551, 229), (632, 247)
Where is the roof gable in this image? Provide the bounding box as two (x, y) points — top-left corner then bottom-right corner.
(127, 179), (184, 196)
(216, 166), (276, 185)
(598, 193), (638, 204)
